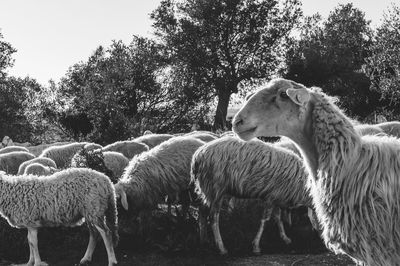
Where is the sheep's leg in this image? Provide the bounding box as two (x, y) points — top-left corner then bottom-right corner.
(79, 225), (98, 264)
(273, 208), (292, 244)
(198, 205), (209, 244)
(282, 209), (292, 226)
(26, 230), (35, 266)
(252, 205), (273, 254)
(210, 203), (227, 255)
(95, 224), (117, 266)
(27, 227), (48, 266)
(307, 207), (319, 231)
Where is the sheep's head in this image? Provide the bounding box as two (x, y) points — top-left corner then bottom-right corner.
(233, 78), (311, 141)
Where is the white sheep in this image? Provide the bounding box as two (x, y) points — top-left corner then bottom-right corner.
(0, 168), (118, 266)
(102, 140), (149, 159)
(0, 151), (36, 175)
(191, 136), (313, 255)
(24, 162), (57, 176)
(133, 133), (174, 149)
(184, 131), (219, 142)
(84, 142), (103, 151)
(233, 78), (400, 265)
(114, 136), (205, 228)
(39, 142), (87, 169)
(103, 151), (129, 180)
(0, 146), (29, 154)
(17, 157), (57, 175)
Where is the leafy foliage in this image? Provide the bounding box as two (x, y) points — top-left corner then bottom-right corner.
(152, 0), (302, 129)
(365, 4), (400, 119)
(285, 3), (379, 119)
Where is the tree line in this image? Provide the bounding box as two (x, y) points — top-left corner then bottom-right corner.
(0, 0), (399, 144)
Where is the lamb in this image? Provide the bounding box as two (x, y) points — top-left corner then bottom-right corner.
(24, 162), (57, 176)
(17, 157), (57, 175)
(39, 142), (87, 168)
(0, 146), (29, 154)
(114, 136), (205, 221)
(0, 151), (36, 175)
(0, 168), (118, 266)
(102, 140), (149, 159)
(232, 78), (400, 265)
(191, 136), (313, 255)
(133, 133), (174, 149)
(103, 151), (129, 180)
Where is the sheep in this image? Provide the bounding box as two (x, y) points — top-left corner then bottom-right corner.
(0, 168), (118, 266)
(71, 148), (115, 183)
(39, 142), (87, 169)
(27, 141), (71, 157)
(133, 133), (174, 149)
(24, 162), (57, 176)
(232, 78), (400, 265)
(355, 121), (400, 138)
(102, 140), (149, 159)
(103, 151), (129, 181)
(191, 136), (313, 255)
(114, 136), (205, 229)
(0, 145), (29, 154)
(184, 131), (219, 143)
(0, 151), (36, 175)
(84, 142), (103, 151)
(17, 157), (57, 175)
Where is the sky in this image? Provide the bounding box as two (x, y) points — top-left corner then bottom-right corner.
(0, 0), (395, 86)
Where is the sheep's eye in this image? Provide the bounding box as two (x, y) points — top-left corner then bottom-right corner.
(280, 91), (289, 99)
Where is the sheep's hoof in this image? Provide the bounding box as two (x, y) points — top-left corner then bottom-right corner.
(34, 262), (48, 266)
(218, 249), (228, 256)
(78, 260), (91, 266)
(283, 237), (292, 245)
(252, 248), (262, 256)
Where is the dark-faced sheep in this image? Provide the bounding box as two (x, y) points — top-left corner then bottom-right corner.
(233, 78), (400, 265)
(0, 168), (118, 266)
(191, 136), (313, 255)
(39, 142), (87, 169)
(114, 136), (205, 227)
(102, 140), (149, 159)
(0, 151), (36, 175)
(17, 157), (57, 175)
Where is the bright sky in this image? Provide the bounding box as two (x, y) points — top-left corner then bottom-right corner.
(0, 0), (395, 86)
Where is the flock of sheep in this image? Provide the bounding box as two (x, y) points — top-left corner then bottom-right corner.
(1, 78), (400, 266)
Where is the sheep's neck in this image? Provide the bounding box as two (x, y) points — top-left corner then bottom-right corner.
(292, 96), (360, 183)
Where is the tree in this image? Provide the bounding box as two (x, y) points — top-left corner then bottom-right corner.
(285, 3), (377, 118)
(152, 0), (302, 129)
(57, 36), (208, 144)
(366, 4), (400, 104)
(0, 29), (16, 79)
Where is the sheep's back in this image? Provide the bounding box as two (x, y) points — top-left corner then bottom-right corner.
(17, 157), (57, 175)
(0, 151), (36, 175)
(0, 168), (113, 228)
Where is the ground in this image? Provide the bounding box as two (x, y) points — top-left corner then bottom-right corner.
(0, 201), (356, 266)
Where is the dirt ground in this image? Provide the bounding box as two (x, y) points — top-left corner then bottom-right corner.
(0, 203), (356, 266)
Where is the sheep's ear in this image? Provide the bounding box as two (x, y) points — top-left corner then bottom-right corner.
(286, 89), (310, 106)
(120, 190), (129, 210)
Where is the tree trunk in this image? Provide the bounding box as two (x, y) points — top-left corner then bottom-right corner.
(213, 88), (231, 130)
